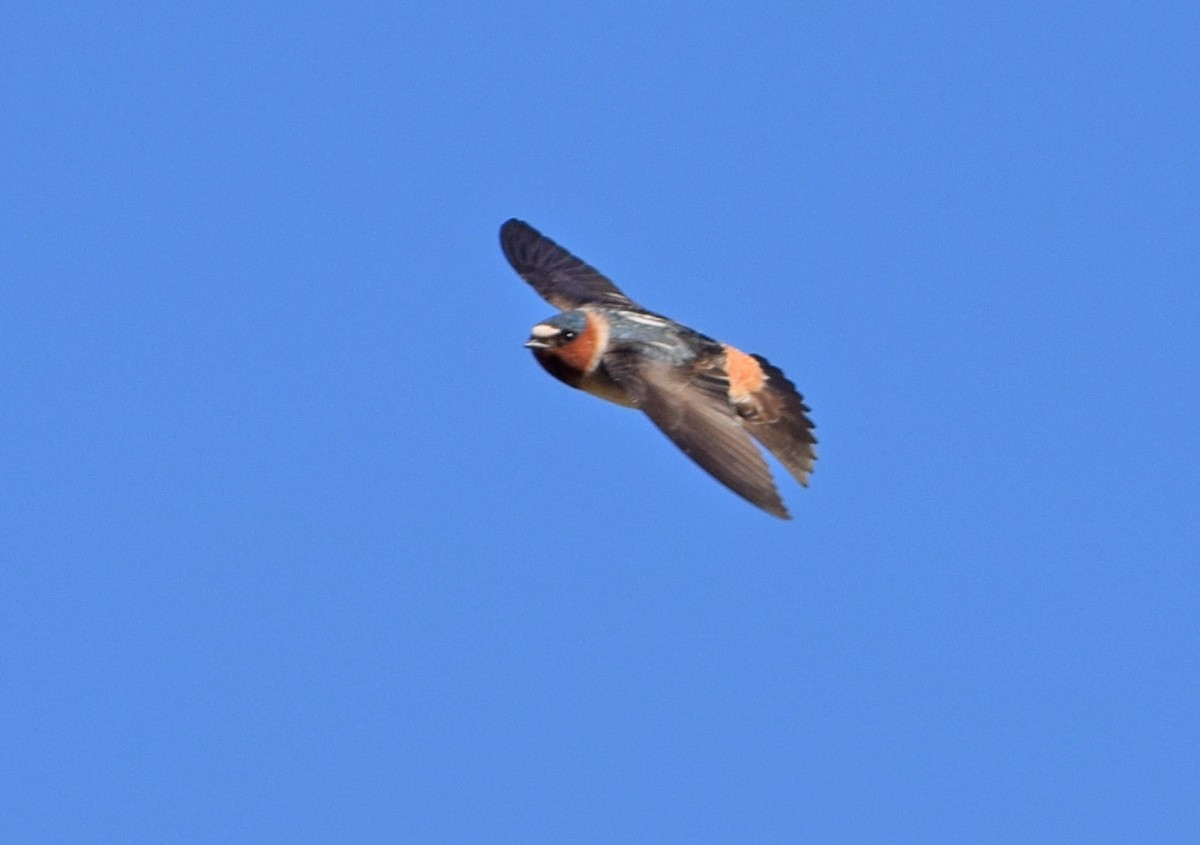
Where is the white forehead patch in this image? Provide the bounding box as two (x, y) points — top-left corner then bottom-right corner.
(530, 323), (561, 338)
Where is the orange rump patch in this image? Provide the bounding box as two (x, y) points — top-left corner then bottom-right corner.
(723, 344), (766, 400)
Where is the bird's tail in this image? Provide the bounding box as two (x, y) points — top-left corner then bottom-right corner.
(741, 354), (817, 487)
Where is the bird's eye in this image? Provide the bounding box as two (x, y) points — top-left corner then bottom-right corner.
(561, 330), (577, 342)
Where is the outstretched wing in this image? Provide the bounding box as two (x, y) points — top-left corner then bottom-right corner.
(500, 219), (642, 311)
(605, 349), (789, 519)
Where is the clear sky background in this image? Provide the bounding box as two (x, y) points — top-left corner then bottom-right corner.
(3, 2), (1198, 842)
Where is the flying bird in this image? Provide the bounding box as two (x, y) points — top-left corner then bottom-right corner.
(501, 219), (816, 519)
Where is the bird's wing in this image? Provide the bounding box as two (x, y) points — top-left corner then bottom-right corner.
(500, 219), (642, 311)
(605, 348), (789, 519)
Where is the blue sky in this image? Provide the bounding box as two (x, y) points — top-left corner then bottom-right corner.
(3, 2), (1198, 841)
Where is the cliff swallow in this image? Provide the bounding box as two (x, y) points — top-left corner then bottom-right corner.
(501, 219), (816, 519)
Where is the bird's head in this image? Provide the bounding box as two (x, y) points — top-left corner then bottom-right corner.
(524, 310), (588, 351)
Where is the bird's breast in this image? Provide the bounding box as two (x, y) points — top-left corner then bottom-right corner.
(577, 366), (638, 407)
(532, 350), (637, 408)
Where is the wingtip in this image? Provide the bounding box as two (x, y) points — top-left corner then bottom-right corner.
(499, 219), (543, 265)
(742, 477), (792, 520)
(500, 218), (533, 239)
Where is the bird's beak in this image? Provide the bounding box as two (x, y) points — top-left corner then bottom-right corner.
(524, 337), (550, 349)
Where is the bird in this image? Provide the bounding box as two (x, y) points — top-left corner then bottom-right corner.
(500, 219), (816, 519)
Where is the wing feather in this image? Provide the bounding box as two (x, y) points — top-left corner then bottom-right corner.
(500, 219), (641, 311)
